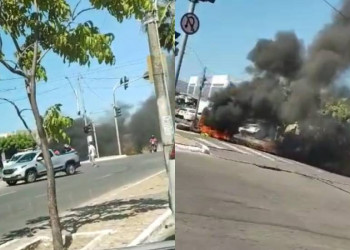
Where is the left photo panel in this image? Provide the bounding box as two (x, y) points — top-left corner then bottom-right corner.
(0, 0), (175, 249)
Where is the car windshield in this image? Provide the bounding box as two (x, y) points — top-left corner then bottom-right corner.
(188, 110), (195, 113)
(9, 154), (23, 162)
(17, 152), (37, 163)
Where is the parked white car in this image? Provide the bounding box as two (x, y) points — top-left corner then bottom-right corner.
(183, 108), (196, 121)
(2, 149), (80, 186)
(238, 123), (261, 135)
(3, 152), (27, 168)
(176, 108), (187, 119)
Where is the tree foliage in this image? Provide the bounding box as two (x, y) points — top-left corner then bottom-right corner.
(90, 0), (175, 51)
(43, 104), (73, 143)
(321, 99), (350, 123)
(0, 0), (115, 81)
(0, 133), (36, 158)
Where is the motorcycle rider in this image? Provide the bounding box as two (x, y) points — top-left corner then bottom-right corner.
(149, 135), (158, 152)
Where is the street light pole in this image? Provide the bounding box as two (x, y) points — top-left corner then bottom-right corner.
(175, 0), (198, 88)
(112, 84), (122, 155)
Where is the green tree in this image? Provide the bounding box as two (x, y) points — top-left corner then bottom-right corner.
(0, 1), (114, 249)
(0, 133), (36, 158)
(322, 98), (350, 123)
(90, 0), (175, 52)
(43, 104), (73, 143)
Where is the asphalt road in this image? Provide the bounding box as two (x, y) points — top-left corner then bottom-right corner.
(176, 132), (350, 250)
(0, 152), (164, 240)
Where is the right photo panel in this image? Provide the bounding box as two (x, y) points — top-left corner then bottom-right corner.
(175, 1), (350, 249)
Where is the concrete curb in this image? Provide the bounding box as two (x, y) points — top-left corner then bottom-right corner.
(14, 236), (50, 250)
(128, 209), (172, 247)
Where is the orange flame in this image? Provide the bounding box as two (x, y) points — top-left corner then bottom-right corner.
(199, 116), (231, 141)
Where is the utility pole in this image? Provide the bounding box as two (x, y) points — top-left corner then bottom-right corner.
(77, 77), (88, 127)
(77, 76), (91, 155)
(112, 86), (122, 155)
(144, 3), (175, 212)
(65, 77), (81, 116)
(92, 122), (100, 158)
(175, 0), (198, 88)
(192, 67), (206, 130)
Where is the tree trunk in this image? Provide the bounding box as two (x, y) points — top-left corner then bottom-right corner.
(28, 89), (64, 250)
(27, 6), (63, 246)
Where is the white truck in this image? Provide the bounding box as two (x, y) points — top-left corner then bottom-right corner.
(1, 149), (80, 186)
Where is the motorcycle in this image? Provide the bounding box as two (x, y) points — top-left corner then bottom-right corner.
(149, 143), (158, 153)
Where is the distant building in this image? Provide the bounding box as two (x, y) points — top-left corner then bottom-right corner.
(176, 79), (189, 94)
(0, 133), (11, 138)
(186, 74), (238, 100)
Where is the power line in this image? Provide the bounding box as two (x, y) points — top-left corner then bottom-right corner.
(321, 0), (348, 20)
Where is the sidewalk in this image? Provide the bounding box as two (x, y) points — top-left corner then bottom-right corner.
(0, 171), (170, 250)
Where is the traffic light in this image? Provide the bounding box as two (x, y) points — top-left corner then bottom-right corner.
(83, 123), (93, 134)
(175, 31), (180, 56)
(114, 106), (122, 117)
(120, 76), (129, 90)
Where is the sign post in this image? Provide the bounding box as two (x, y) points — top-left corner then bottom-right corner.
(175, 2), (200, 88)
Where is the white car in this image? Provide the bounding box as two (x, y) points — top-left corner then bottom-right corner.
(183, 108), (196, 121)
(3, 152), (27, 168)
(176, 108), (187, 118)
(2, 149), (80, 186)
(238, 124), (261, 135)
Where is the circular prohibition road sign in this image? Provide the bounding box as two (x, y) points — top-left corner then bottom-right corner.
(180, 13), (200, 35)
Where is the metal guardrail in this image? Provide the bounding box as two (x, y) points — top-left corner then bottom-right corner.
(105, 240), (175, 250)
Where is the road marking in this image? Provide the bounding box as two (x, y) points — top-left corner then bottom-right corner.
(238, 146), (276, 161)
(96, 174), (113, 180)
(0, 191), (16, 198)
(270, 155), (294, 164)
(35, 193), (47, 198)
(215, 141), (251, 155)
(196, 138), (224, 149)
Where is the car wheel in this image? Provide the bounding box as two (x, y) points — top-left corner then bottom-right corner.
(6, 180), (17, 186)
(25, 170), (37, 183)
(66, 163), (76, 175)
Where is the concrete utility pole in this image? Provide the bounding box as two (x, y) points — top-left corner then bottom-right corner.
(65, 77), (81, 116)
(144, 2), (175, 212)
(192, 67), (206, 129)
(92, 122), (100, 158)
(175, 0), (198, 88)
(112, 85), (122, 155)
(77, 77), (88, 127)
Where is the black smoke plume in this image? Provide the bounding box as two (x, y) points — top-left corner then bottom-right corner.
(204, 1), (350, 175)
(49, 97), (160, 159)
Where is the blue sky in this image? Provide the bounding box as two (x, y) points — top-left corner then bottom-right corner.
(0, 0), (155, 133)
(176, 0), (342, 81)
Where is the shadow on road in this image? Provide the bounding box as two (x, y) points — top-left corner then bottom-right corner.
(0, 197), (168, 245)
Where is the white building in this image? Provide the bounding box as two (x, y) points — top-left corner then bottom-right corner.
(186, 74), (238, 100)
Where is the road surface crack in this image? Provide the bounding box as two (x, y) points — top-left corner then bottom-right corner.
(178, 211), (350, 242)
(213, 154), (350, 196)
